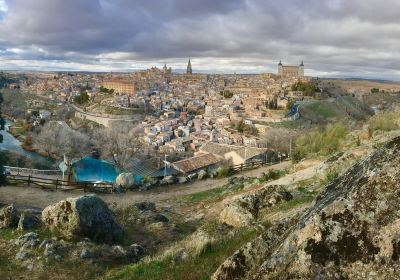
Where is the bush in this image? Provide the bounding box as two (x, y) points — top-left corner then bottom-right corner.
(259, 169), (288, 182)
(217, 166), (233, 178)
(293, 124), (348, 162)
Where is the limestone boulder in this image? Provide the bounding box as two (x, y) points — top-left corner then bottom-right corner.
(197, 170), (208, 180)
(0, 204), (19, 228)
(178, 176), (188, 184)
(219, 185), (292, 227)
(115, 173), (134, 189)
(42, 195), (123, 243)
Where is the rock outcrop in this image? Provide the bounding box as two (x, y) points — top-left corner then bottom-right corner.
(42, 195), (123, 243)
(0, 204), (19, 228)
(219, 185), (292, 227)
(213, 136), (400, 279)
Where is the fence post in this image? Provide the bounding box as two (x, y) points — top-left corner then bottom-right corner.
(240, 163), (243, 171)
(27, 175), (31, 187)
(55, 179), (58, 190)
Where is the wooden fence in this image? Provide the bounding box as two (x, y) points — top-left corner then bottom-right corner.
(7, 174), (114, 193)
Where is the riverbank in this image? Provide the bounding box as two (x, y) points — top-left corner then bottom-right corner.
(0, 120), (55, 168)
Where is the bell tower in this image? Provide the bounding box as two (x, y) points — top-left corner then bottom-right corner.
(186, 58), (193, 74)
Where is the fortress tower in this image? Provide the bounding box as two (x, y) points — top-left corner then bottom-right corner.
(278, 60), (304, 78)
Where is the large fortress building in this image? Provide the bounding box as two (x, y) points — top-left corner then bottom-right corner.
(278, 60), (304, 78)
(102, 80), (136, 96)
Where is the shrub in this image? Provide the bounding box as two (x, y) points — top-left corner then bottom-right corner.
(293, 124), (348, 162)
(323, 170), (339, 185)
(111, 204), (140, 227)
(217, 166), (233, 178)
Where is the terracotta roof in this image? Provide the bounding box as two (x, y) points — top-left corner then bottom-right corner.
(200, 142), (268, 161)
(172, 153), (223, 173)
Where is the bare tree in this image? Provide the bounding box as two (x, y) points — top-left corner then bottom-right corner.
(33, 121), (91, 159)
(93, 122), (143, 169)
(260, 128), (300, 154)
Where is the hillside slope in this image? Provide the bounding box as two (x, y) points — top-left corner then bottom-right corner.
(213, 135), (400, 279)
(299, 96), (373, 124)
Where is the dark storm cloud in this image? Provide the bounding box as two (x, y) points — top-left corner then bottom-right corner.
(0, 0), (399, 79)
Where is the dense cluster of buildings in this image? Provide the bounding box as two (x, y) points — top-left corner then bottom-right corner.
(9, 59), (311, 168)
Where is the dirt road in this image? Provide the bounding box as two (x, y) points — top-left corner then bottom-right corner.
(0, 161), (291, 209)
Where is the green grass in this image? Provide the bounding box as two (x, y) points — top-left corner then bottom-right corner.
(275, 195), (315, 212)
(0, 247), (23, 279)
(106, 227), (259, 280)
(0, 228), (20, 240)
(183, 187), (225, 203)
(307, 102), (338, 118)
(271, 120), (303, 129)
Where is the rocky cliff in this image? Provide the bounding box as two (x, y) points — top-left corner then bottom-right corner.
(213, 136), (400, 279)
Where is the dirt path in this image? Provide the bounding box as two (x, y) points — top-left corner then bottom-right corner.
(0, 161), (291, 209)
(202, 159), (324, 220)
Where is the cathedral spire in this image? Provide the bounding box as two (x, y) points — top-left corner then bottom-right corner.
(186, 57), (192, 74)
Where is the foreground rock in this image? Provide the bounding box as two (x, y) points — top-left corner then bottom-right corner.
(213, 136), (400, 279)
(42, 195), (123, 243)
(219, 185), (292, 227)
(0, 204), (19, 228)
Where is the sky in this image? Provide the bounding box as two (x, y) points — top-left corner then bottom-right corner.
(0, 0), (399, 80)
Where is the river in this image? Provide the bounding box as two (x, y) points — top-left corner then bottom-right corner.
(0, 120), (55, 167)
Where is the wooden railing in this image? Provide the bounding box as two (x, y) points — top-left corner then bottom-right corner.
(4, 166), (62, 176)
(7, 174), (114, 193)
(230, 156), (289, 172)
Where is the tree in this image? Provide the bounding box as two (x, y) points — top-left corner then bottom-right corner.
(286, 99), (296, 111)
(93, 123), (143, 169)
(291, 81), (319, 96)
(221, 90), (234, 98)
(74, 91), (90, 104)
(237, 119), (245, 133)
(33, 121), (91, 159)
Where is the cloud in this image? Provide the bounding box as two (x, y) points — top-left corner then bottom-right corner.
(0, 0), (399, 80)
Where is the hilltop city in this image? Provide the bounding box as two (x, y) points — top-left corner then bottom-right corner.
(2, 20), (400, 280)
